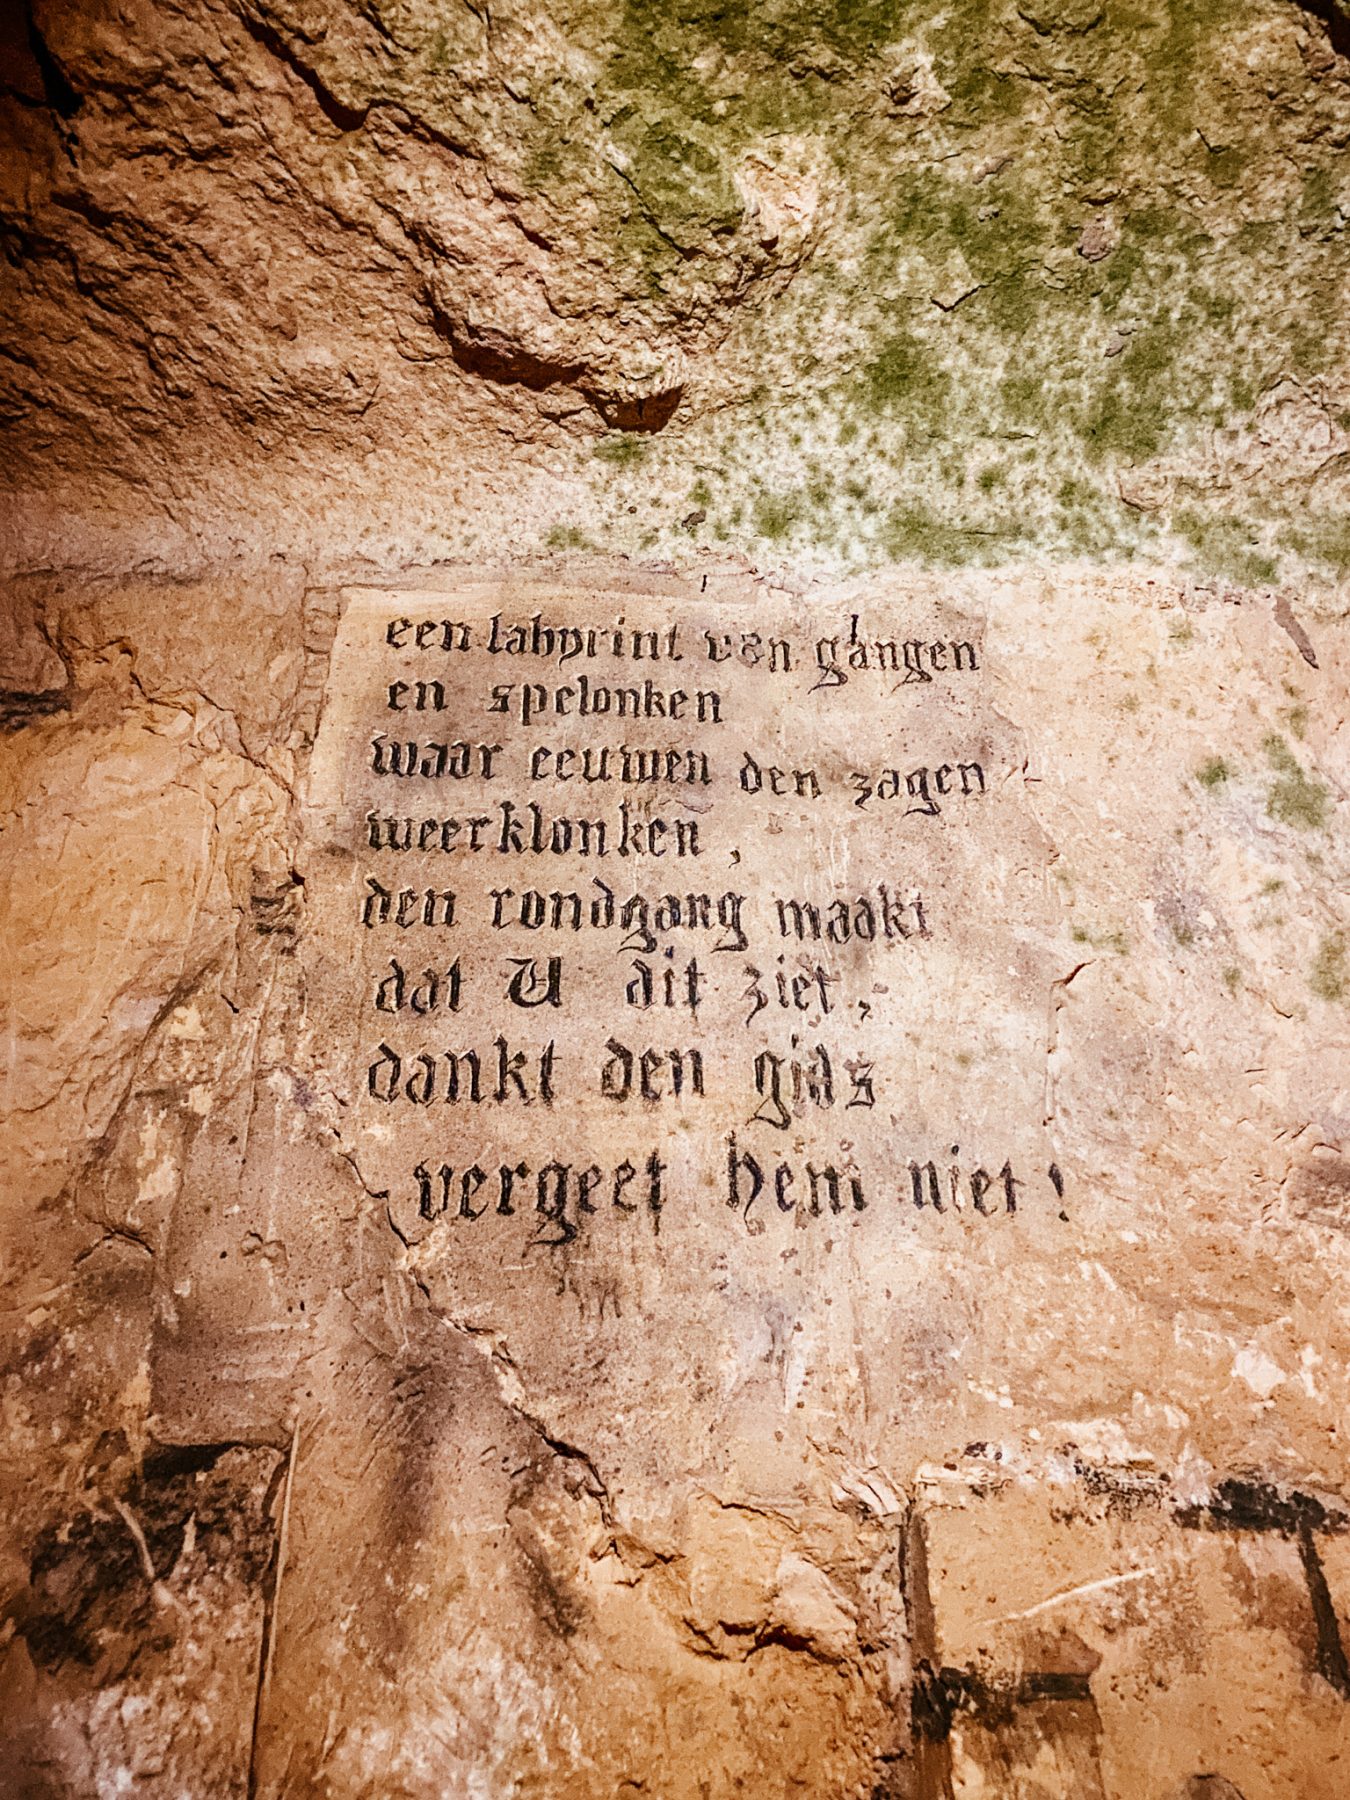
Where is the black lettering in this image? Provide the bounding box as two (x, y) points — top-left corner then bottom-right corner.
(444, 1048), (482, 1103)
(813, 637), (845, 690)
(612, 1160), (637, 1212)
(910, 1160), (943, 1211)
(534, 1162), (575, 1247)
(363, 877), (392, 926)
(459, 1165), (488, 1220)
(498, 1160), (527, 1215)
(776, 899), (822, 941)
(403, 1053), (436, 1105)
(505, 957), (563, 1008)
(906, 767), (938, 817)
(369, 1042), (400, 1101)
(753, 1052), (791, 1131)
(601, 1038), (633, 1100)
(726, 1133), (764, 1214)
(375, 959), (405, 1012)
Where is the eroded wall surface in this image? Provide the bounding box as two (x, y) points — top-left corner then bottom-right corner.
(3, 0), (1350, 584)
(2, 566), (1347, 1797)
(3, 0), (1350, 1795)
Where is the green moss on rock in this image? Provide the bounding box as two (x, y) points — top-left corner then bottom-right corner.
(1310, 932), (1347, 1004)
(1264, 734), (1329, 832)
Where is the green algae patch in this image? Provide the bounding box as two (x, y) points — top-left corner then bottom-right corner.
(1176, 512), (1277, 589)
(1279, 513), (1350, 580)
(1310, 933), (1347, 1004)
(1264, 734), (1329, 832)
(753, 491), (804, 540)
(545, 0), (1350, 581)
(1071, 923), (1131, 956)
(880, 503), (1016, 566)
(594, 434), (649, 469)
(859, 332), (952, 427)
(1196, 757), (1233, 790)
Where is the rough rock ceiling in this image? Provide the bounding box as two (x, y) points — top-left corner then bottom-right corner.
(2, 0), (1349, 585)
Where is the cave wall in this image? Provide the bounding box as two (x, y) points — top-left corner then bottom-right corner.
(2, 3), (1350, 1796)
(3, 0), (1350, 580)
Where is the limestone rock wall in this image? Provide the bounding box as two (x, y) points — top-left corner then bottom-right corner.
(3, 0), (1350, 583)
(3, 564), (1348, 1797)
(3, 1), (1350, 1796)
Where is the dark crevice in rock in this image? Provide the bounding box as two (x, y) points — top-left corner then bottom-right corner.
(1295, 0), (1350, 60)
(383, 99), (480, 165)
(74, 1224), (154, 1263)
(589, 386), (684, 433)
(246, 1435), (295, 1800)
(249, 866), (305, 939)
(22, 1), (79, 119)
(905, 1507), (958, 1800)
(0, 0), (44, 105)
(141, 1440), (242, 1483)
(441, 326), (587, 396)
(12, 1443), (280, 1676)
(1274, 593), (1320, 668)
(435, 312), (686, 428)
(240, 13), (368, 134)
(1298, 1523), (1350, 1698)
